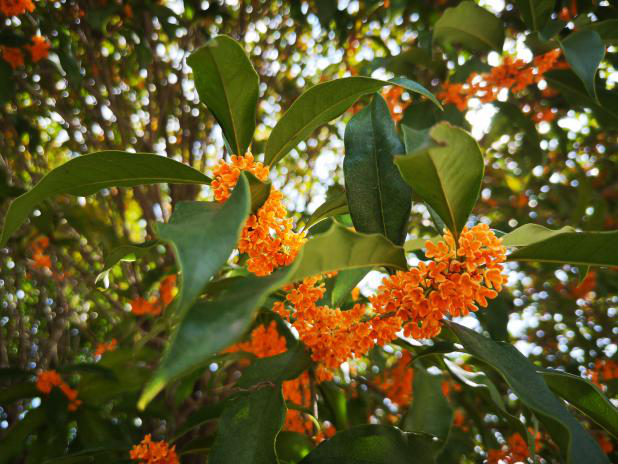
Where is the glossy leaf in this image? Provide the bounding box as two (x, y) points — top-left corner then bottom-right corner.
(0, 151), (211, 246)
(187, 35), (259, 154)
(434, 1), (504, 52)
(264, 76), (440, 167)
(502, 223), (575, 247)
(331, 267), (369, 307)
(95, 240), (159, 285)
(155, 174), (250, 317)
(541, 370), (618, 438)
(246, 171), (272, 213)
(447, 321), (609, 464)
(344, 93), (411, 245)
(299, 425), (436, 464)
(395, 122), (484, 239)
(304, 186), (349, 230)
(209, 386), (286, 464)
(515, 0), (554, 31)
(290, 222), (407, 283)
(560, 30), (605, 100)
(138, 261), (299, 410)
(238, 343), (311, 388)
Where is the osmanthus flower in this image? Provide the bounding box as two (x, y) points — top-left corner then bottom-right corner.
(588, 359), (618, 390)
(211, 153), (306, 276)
(375, 351), (414, 407)
(130, 297), (162, 316)
(27, 35), (50, 62)
(370, 223), (507, 339)
(487, 432), (542, 464)
(129, 434), (178, 464)
(0, 0), (34, 17)
(36, 370), (82, 411)
(30, 236), (52, 270)
(1, 46), (24, 69)
(158, 275), (177, 306)
(94, 338), (118, 357)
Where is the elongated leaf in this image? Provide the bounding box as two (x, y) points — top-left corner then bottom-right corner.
(516, 0), (554, 31)
(239, 343), (311, 388)
(0, 408), (46, 464)
(265, 77), (440, 167)
(304, 186), (349, 230)
(344, 94), (411, 245)
(403, 365), (452, 443)
(434, 1), (504, 52)
(209, 386), (286, 464)
(187, 35), (259, 154)
(246, 172), (271, 213)
(331, 267), (369, 307)
(401, 126), (432, 154)
(290, 222), (407, 283)
(0, 151), (211, 246)
(502, 224), (574, 247)
(138, 261), (299, 410)
(560, 30), (605, 100)
(395, 122), (484, 239)
(155, 174), (250, 317)
(95, 240), (159, 285)
(507, 228), (618, 267)
(299, 425), (436, 464)
(581, 19), (618, 44)
(446, 321), (609, 464)
(541, 370), (618, 438)
(0, 382), (38, 405)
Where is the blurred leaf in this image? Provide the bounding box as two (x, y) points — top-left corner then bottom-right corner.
(0, 151), (212, 246)
(541, 370), (618, 438)
(0, 408), (46, 464)
(290, 222), (407, 283)
(447, 321), (609, 464)
(344, 94), (411, 245)
(299, 424), (436, 463)
(395, 122), (484, 239)
(209, 386), (285, 464)
(0, 382), (38, 405)
(276, 432), (314, 464)
(0, 61), (14, 104)
(174, 403), (225, 440)
(138, 262), (299, 410)
(319, 382), (349, 430)
(304, 186), (349, 230)
(515, 0), (555, 31)
(265, 76), (440, 167)
(581, 19), (618, 44)
(560, 30), (605, 100)
(156, 174), (250, 317)
(95, 240), (159, 285)
(187, 35), (259, 154)
(434, 1), (504, 52)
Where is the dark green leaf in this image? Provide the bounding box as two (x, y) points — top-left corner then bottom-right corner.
(0, 408), (46, 464)
(434, 1), (505, 52)
(209, 386), (286, 464)
(446, 321), (609, 464)
(299, 424), (436, 464)
(395, 122), (484, 239)
(304, 186), (349, 230)
(156, 174), (250, 316)
(581, 19), (618, 44)
(516, 0), (555, 31)
(560, 30), (605, 100)
(0, 382), (38, 405)
(0, 61), (14, 104)
(290, 222), (407, 283)
(330, 267), (369, 307)
(238, 343), (311, 388)
(246, 172), (272, 214)
(0, 151), (212, 246)
(187, 35), (259, 154)
(276, 432), (315, 464)
(138, 261), (299, 410)
(265, 77), (440, 167)
(95, 240), (159, 285)
(344, 94), (411, 245)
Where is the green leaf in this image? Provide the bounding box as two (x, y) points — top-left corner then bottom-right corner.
(238, 343), (311, 388)
(174, 403), (224, 440)
(246, 172), (272, 214)
(446, 321), (609, 464)
(0, 61), (14, 104)
(395, 122), (484, 239)
(265, 77), (440, 167)
(541, 370), (618, 438)
(0, 382), (38, 405)
(515, 0), (555, 31)
(0, 151), (211, 246)
(276, 432), (315, 464)
(331, 267), (369, 307)
(581, 19), (618, 45)
(560, 30), (605, 100)
(138, 261), (299, 410)
(344, 94), (411, 246)
(299, 425), (436, 464)
(187, 35), (259, 154)
(209, 386), (286, 464)
(0, 408), (46, 464)
(156, 174), (250, 317)
(290, 222), (407, 283)
(95, 240), (159, 285)
(401, 126), (432, 154)
(403, 365), (452, 443)
(304, 186), (349, 230)
(506, 227), (618, 267)
(434, 1), (505, 52)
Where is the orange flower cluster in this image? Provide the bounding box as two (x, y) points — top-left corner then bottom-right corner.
(274, 276), (401, 382)
(375, 351), (414, 407)
(0, 0), (34, 16)
(159, 275), (177, 305)
(228, 321), (314, 434)
(212, 153), (305, 276)
(570, 270), (597, 299)
(30, 236), (51, 270)
(130, 297), (162, 316)
(487, 432), (541, 464)
(130, 434), (178, 464)
(36, 370), (81, 411)
(381, 86), (411, 123)
(94, 339), (118, 357)
(588, 359), (618, 389)
(595, 432), (614, 455)
(27, 35), (50, 62)
(438, 49), (562, 111)
(371, 224), (506, 339)
(1, 47), (24, 69)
